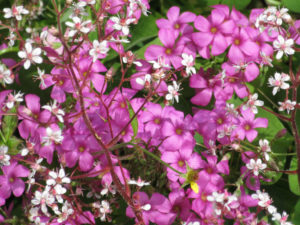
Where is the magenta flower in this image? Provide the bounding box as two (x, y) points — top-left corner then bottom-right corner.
(228, 28), (259, 62)
(145, 29), (184, 69)
(0, 161), (29, 200)
(192, 9), (235, 58)
(233, 109), (268, 142)
(156, 6), (196, 38)
(126, 192), (175, 225)
(169, 189), (191, 221)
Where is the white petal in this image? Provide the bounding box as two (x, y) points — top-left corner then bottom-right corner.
(24, 60), (31, 70)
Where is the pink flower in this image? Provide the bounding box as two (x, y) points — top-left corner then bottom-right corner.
(156, 6), (196, 38)
(192, 9), (235, 58)
(0, 161), (29, 200)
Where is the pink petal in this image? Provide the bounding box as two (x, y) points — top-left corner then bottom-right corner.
(194, 15), (210, 32)
(191, 89), (212, 106)
(167, 6), (180, 22)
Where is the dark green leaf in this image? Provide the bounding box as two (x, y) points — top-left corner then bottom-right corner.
(2, 107), (18, 141)
(283, 0), (300, 13)
(288, 157), (300, 195)
(221, 0), (251, 10)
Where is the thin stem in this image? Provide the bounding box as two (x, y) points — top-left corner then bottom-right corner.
(257, 88), (278, 109)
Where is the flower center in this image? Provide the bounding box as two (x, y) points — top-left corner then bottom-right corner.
(174, 23), (180, 29)
(165, 48), (172, 55)
(175, 128), (183, 135)
(244, 124), (251, 131)
(154, 118), (161, 124)
(187, 170), (198, 183)
(201, 192), (207, 201)
(120, 102), (126, 108)
(178, 160), (185, 167)
(217, 118), (223, 125)
(210, 27), (217, 33)
(234, 39), (241, 45)
(79, 146), (85, 152)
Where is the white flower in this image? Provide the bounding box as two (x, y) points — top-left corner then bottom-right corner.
(166, 81), (180, 104)
(42, 100), (65, 123)
(18, 43), (42, 70)
(82, 0), (96, 5)
(260, 51), (273, 67)
(136, 74), (152, 87)
(129, 0), (149, 16)
(207, 192), (225, 203)
(71, 1), (88, 17)
(57, 201), (74, 222)
(181, 53), (196, 76)
(272, 211), (292, 225)
(128, 177), (150, 187)
(273, 35), (295, 60)
(273, 8), (291, 25)
(278, 100), (296, 114)
(42, 127), (64, 146)
(33, 67), (46, 88)
(110, 16), (136, 36)
(6, 91), (23, 109)
(3, 6), (29, 21)
(8, 32), (16, 47)
(149, 56), (170, 69)
(47, 167), (71, 187)
(242, 93), (264, 114)
(246, 158), (267, 176)
(99, 200), (112, 221)
(217, 124), (236, 139)
(108, 37), (130, 43)
(31, 187), (55, 216)
(65, 17), (92, 37)
(0, 146), (10, 166)
(259, 139), (271, 161)
(0, 64), (13, 85)
(89, 40), (109, 62)
(252, 190), (272, 208)
(268, 72), (290, 95)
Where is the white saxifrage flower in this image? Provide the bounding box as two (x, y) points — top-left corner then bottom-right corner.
(33, 67), (46, 88)
(110, 16), (136, 36)
(42, 100), (65, 123)
(129, 0), (149, 16)
(89, 40), (109, 62)
(6, 91), (24, 109)
(65, 16), (92, 37)
(0, 64), (13, 85)
(47, 167), (71, 187)
(31, 187), (55, 216)
(166, 81), (180, 104)
(272, 211), (293, 225)
(136, 74), (152, 88)
(42, 127), (64, 146)
(0, 146), (10, 166)
(99, 200), (112, 221)
(128, 177), (150, 187)
(259, 139), (271, 161)
(18, 42), (43, 70)
(243, 93), (264, 114)
(278, 100), (296, 114)
(57, 201), (74, 223)
(246, 158), (267, 176)
(273, 35), (295, 60)
(181, 53), (196, 76)
(268, 72), (290, 95)
(3, 5), (29, 20)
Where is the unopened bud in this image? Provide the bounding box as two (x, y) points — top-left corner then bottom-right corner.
(275, 128), (287, 139)
(106, 67), (116, 81)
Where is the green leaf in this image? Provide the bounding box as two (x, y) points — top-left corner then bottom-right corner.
(60, 8), (72, 22)
(288, 157), (300, 195)
(6, 137), (22, 155)
(126, 100), (138, 139)
(135, 37), (162, 59)
(221, 0), (251, 10)
(283, 0), (300, 13)
(292, 199), (300, 223)
(2, 107), (18, 141)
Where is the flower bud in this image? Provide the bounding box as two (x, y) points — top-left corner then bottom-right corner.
(275, 128), (287, 139)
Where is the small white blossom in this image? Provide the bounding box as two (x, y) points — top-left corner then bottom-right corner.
(89, 40), (109, 62)
(260, 51), (273, 67)
(71, 1), (88, 17)
(47, 167), (71, 187)
(243, 93), (264, 114)
(278, 100), (296, 114)
(6, 91), (23, 109)
(129, 0), (149, 16)
(42, 127), (64, 146)
(3, 6), (29, 21)
(18, 43), (43, 70)
(0, 64), (13, 85)
(246, 158), (267, 176)
(259, 139), (271, 161)
(110, 16), (136, 36)
(42, 100), (65, 123)
(136, 74), (152, 87)
(149, 56), (170, 69)
(166, 81), (180, 104)
(31, 187), (55, 216)
(65, 17), (92, 37)
(8, 32), (16, 47)
(109, 37), (130, 43)
(99, 200), (112, 221)
(268, 72), (290, 95)
(273, 35), (295, 60)
(82, 0), (96, 5)
(181, 53), (196, 76)
(272, 211), (293, 225)
(128, 177), (150, 187)
(57, 201), (74, 223)
(252, 190), (272, 208)
(0, 146), (10, 166)
(33, 67), (46, 88)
